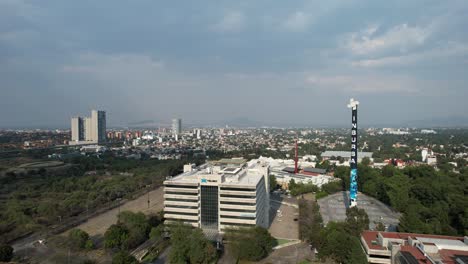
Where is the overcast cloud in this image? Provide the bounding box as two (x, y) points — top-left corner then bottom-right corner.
(0, 0), (467, 128)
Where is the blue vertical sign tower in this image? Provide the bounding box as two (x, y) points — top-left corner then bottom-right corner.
(347, 98), (359, 207)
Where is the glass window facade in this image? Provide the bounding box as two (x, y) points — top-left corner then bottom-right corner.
(201, 186), (219, 229)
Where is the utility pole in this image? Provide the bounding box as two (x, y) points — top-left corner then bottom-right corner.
(147, 192), (150, 209)
(294, 139), (298, 174)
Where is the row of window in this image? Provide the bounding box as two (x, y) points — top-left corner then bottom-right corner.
(220, 194), (256, 199)
(220, 187), (256, 192)
(165, 211), (199, 216)
(219, 208), (256, 213)
(165, 184), (198, 189)
(220, 222), (255, 227)
(165, 204), (198, 209)
(165, 198), (199, 202)
(220, 214), (256, 220)
(166, 219), (198, 224)
(165, 191), (198, 195)
(220, 201), (256, 206)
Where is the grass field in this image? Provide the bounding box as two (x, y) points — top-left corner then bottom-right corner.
(275, 238), (295, 246)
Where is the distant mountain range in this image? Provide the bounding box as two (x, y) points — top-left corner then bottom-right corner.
(120, 115), (468, 129)
(2, 115), (467, 130)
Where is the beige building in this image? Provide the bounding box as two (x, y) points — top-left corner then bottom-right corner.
(71, 117), (84, 141)
(70, 110), (106, 145)
(163, 159), (270, 237)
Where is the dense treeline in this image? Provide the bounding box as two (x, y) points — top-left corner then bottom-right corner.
(0, 155), (199, 243)
(289, 179), (342, 198)
(104, 211), (162, 251)
(225, 226), (276, 262)
(334, 161), (468, 236)
(168, 223), (217, 264)
(299, 200), (368, 264)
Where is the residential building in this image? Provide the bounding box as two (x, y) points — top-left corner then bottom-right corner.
(71, 117), (84, 141)
(172, 118), (182, 135)
(91, 110), (106, 143)
(361, 230), (468, 264)
(69, 110), (106, 145)
(163, 159), (270, 238)
(321, 150), (373, 163)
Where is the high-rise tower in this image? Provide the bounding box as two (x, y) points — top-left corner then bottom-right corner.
(172, 118), (182, 136)
(91, 110), (106, 143)
(69, 110), (106, 145)
(347, 98), (359, 207)
(71, 117), (84, 141)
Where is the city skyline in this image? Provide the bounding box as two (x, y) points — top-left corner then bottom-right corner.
(1, 1), (468, 128)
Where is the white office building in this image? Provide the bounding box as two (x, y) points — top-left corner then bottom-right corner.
(163, 159), (270, 237)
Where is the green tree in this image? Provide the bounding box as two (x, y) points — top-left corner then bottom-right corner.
(104, 224), (129, 249)
(118, 211), (150, 249)
(149, 225), (164, 241)
(318, 222), (367, 264)
(361, 157), (371, 167)
(69, 229), (90, 249)
(269, 174), (277, 191)
(345, 207), (369, 237)
(288, 179), (297, 190)
(385, 174), (410, 212)
(112, 251), (139, 264)
(226, 227), (275, 261)
(0, 244), (13, 262)
(188, 229), (217, 264)
(168, 223), (216, 264)
(85, 239), (95, 250)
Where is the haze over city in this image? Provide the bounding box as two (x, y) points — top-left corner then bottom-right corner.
(1, 0), (468, 128)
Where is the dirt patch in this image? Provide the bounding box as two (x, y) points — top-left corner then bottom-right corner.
(62, 188), (164, 237)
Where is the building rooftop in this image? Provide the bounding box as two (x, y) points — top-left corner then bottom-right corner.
(321, 150), (373, 158)
(361, 231), (468, 264)
(303, 167), (327, 174)
(165, 160), (266, 187)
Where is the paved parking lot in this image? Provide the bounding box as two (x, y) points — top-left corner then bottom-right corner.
(268, 193), (299, 240)
(258, 242), (314, 264)
(318, 191), (400, 231)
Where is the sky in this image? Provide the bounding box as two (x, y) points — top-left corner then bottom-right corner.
(1, 0), (468, 128)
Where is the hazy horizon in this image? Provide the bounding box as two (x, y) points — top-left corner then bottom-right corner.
(1, 1), (468, 128)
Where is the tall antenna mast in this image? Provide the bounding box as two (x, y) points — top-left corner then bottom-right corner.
(347, 98), (359, 208)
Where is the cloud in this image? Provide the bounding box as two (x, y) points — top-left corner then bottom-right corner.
(281, 11), (312, 32)
(305, 73), (423, 94)
(0, 30), (40, 44)
(351, 42), (468, 67)
(212, 11), (246, 32)
(346, 23), (432, 55)
(61, 53), (164, 78)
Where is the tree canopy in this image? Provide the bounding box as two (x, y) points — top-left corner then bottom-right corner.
(225, 226), (275, 262)
(68, 228), (93, 250)
(0, 244), (13, 262)
(334, 162), (468, 236)
(168, 223), (216, 264)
